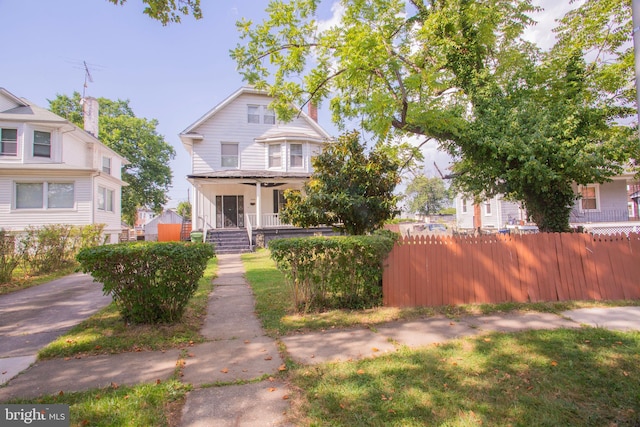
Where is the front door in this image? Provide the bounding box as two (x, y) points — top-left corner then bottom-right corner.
(216, 195), (245, 228)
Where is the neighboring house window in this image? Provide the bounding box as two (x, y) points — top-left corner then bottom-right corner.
(484, 200), (492, 215)
(0, 128), (17, 156)
(461, 198), (468, 214)
(263, 107), (276, 124)
(268, 144), (281, 168)
(102, 156), (112, 174)
(221, 143), (239, 168)
(15, 182), (74, 209)
(97, 186), (114, 212)
(273, 190), (286, 213)
(580, 185), (599, 211)
(33, 130), (51, 158)
(247, 105), (260, 124)
(290, 143), (303, 168)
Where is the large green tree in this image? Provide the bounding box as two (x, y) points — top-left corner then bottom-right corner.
(405, 175), (450, 217)
(232, 0), (637, 232)
(49, 92), (176, 226)
(106, 0), (201, 25)
(282, 131), (406, 235)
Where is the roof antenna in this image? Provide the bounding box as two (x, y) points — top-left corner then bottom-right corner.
(82, 61), (94, 99)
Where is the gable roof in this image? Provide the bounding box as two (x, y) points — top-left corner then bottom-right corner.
(179, 86), (332, 144)
(0, 87), (128, 164)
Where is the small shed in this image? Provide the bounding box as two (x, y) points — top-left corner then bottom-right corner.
(144, 210), (184, 241)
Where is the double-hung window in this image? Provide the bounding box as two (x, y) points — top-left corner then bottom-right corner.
(221, 143), (239, 168)
(247, 105), (260, 124)
(33, 130), (51, 158)
(263, 108), (276, 124)
(15, 182), (74, 209)
(102, 156), (112, 175)
(484, 200), (492, 215)
(268, 144), (281, 168)
(0, 128), (17, 156)
(97, 186), (114, 212)
(461, 198), (468, 214)
(290, 144), (303, 168)
(580, 185), (599, 211)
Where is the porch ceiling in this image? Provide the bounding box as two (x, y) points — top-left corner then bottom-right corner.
(187, 169), (310, 185)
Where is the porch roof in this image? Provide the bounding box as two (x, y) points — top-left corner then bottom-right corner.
(187, 169), (311, 184)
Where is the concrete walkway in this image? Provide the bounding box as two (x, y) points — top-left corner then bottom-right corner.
(1, 254), (640, 426)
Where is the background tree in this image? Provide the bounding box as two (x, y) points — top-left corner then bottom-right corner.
(176, 201), (192, 219)
(49, 92), (176, 226)
(233, 0), (637, 232)
(106, 0), (201, 25)
(405, 175), (451, 217)
(282, 131), (408, 235)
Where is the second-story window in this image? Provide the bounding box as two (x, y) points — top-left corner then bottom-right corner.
(221, 143), (239, 168)
(461, 198), (468, 214)
(33, 130), (51, 158)
(102, 156), (112, 175)
(0, 128), (17, 156)
(290, 144), (303, 168)
(268, 144), (281, 168)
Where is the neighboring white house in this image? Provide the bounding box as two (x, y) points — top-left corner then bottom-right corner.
(0, 88), (128, 243)
(179, 87), (332, 241)
(144, 209), (184, 241)
(455, 174), (640, 234)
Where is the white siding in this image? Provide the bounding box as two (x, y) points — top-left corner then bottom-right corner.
(191, 93), (327, 174)
(0, 175), (93, 231)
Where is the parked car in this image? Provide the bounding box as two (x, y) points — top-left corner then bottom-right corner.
(427, 223), (447, 232)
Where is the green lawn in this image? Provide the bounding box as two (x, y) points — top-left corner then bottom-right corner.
(242, 248), (640, 426)
(38, 257), (217, 359)
(0, 263), (79, 295)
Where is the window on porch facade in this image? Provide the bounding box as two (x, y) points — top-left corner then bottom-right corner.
(290, 143), (303, 168)
(268, 144), (281, 168)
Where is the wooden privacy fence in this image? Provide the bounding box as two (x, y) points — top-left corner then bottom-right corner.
(382, 233), (640, 307)
(157, 224), (182, 242)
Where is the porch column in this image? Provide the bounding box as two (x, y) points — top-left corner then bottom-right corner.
(256, 181), (262, 228)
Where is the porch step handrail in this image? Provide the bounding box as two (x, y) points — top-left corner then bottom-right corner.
(245, 214), (253, 246)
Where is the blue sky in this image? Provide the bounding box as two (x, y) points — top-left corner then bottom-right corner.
(1, 0), (568, 208)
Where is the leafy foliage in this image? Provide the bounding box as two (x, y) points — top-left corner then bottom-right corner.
(16, 224), (106, 276)
(281, 131), (409, 235)
(106, 0), (202, 25)
(0, 230), (20, 283)
(405, 175), (451, 216)
(233, 0), (637, 232)
(269, 232), (397, 312)
(176, 201), (192, 219)
(76, 242), (215, 324)
(49, 92), (176, 226)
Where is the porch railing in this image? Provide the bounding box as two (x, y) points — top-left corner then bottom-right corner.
(245, 214), (253, 246)
(246, 213), (292, 228)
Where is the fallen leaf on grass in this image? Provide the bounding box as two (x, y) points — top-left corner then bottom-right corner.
(551, 361), (558, 367)
(372, 347), (379, 352)
(357, 369), (365, 375)
(282, 395), (289, 400)
(221, 368), (229, 373)
(156, 379), (162, 385)
(268, 387), (277, 392)
(483, 338), (491, 342)
(111, 382), (119, 389)
(278, 364), (287, 371)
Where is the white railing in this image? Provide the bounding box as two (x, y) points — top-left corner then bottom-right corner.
(246, 213), (292, 228)
(245, 213), (253, 246)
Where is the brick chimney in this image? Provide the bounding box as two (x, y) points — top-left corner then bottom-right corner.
(308, 102), (318, 122)
(82, 97), (99, 137)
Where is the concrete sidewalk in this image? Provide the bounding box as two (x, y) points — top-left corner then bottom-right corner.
(1, 254), (639, 426)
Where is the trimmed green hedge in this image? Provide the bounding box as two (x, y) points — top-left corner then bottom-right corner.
(77, 242), (215, 324)
(269, 232), (396, 312)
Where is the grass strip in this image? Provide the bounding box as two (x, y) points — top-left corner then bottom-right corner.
(289, 328), (640, 426)
(0, 264), (79, 295)
(38, 257), (217, 359)
(7, 379), (190, 427)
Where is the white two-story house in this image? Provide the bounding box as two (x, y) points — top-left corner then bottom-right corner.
(0, 88), (128, 243)
(179, 87), (333, 251)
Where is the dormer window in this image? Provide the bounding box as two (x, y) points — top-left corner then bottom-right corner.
(33, 130), (51, 158)
(0, 128), (17, 156)
(102, 156), (112, 175)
